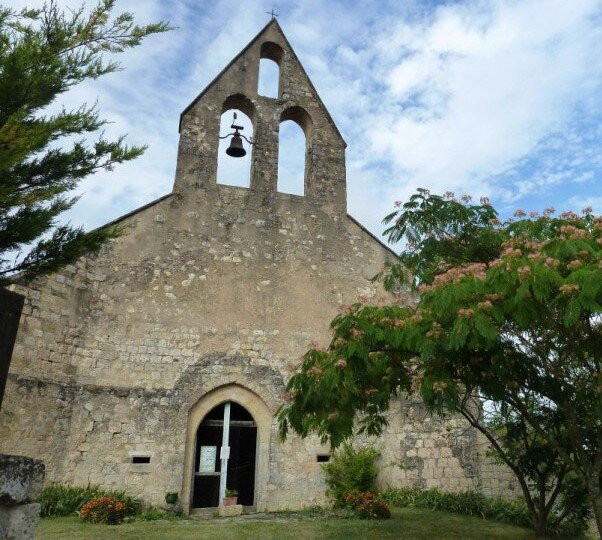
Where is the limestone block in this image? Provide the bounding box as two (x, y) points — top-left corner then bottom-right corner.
(0, 455), (45, 505)
(218, 504), (243, 517)
(0, 502), (41, 540)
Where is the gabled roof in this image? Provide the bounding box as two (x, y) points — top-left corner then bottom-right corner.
(178, 19), (346, 146)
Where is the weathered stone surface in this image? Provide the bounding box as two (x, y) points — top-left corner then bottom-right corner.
(0, 455), (45, 505)
(0, 502), (40, 540)
(218, 504), (243, 517)
(0, 18), (517, 513)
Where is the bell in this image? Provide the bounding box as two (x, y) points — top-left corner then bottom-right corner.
(226, 133), (246, 158)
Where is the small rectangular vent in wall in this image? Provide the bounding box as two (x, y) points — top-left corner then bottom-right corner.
(316, 455), (330, 463)
(132, 456), (151, 464)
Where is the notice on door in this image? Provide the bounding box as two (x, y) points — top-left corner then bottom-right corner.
(198, 446), (217, 473)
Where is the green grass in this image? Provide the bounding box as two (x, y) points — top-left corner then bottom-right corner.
(37, 508), (545, 539)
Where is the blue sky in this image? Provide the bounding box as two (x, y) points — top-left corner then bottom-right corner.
(15, 0), (602, 245)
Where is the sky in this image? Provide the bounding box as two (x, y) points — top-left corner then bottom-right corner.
(14, 0), (602, 246)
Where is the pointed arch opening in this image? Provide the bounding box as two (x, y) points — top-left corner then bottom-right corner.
(217, 94), (255, 188)
(278, 106), (312, 196)
(258, 42), (283, 98)
(192, 401), (257, 508)
(182, 383), (272, 513)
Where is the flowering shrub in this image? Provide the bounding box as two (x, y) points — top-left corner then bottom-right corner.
(321, 443), (380, 507)
(80, 496), (131, 524)
(343, 490), (391, 519)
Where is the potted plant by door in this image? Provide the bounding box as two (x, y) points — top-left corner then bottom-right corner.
(223, 489), (238, 506)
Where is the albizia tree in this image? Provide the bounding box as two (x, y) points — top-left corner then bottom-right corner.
(277, 190), (601, 535)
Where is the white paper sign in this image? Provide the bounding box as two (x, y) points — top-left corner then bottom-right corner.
(199, 446), (217, 473)
(220, 446), (230, 460)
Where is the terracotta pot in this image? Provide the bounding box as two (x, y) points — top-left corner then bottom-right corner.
(223, 496), (238, 506)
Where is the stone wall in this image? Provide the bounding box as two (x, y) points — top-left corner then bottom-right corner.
(0, 18), (517, 512)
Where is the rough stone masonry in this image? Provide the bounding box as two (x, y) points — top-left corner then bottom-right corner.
(0, 19), (516, 512)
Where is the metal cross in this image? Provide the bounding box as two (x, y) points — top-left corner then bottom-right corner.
(266, 9), (278, 19)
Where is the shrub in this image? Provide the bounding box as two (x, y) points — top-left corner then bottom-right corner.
(343, 490), (391, 519)
(39, 483), (140, 519)
(322, 443), (380, 506)
(39, 484), (103, 517)
(382, 487), (589, 537)
(80, 496), (132, 525)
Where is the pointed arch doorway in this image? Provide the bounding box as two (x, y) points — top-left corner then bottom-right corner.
(192, 401), (257, 508)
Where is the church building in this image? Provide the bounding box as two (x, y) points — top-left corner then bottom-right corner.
(0, 20), (513, 512)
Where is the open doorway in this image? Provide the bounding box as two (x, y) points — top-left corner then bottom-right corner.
(192, 401), (257, 508)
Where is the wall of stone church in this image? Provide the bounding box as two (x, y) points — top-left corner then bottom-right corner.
(0, 18), (518, 511)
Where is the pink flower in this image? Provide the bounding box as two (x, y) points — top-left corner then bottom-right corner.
(350, 328), (364, 338)
(480, 197), (490, 205)
(461, 194), (472, 203)
(517, 266), (531, 278)
(514, 209), (526, 217)
(529, 211), (539, 218)
(443, 191), (455, 199)
(559, 284), (580, 294)
(394, 200), (402, 207)
(335, 358), (347, 368)
(307, 366), (324, 377)
(567, 259), (582, 270)
(543, 206), (556, 216)
(582, 206), (593, 214)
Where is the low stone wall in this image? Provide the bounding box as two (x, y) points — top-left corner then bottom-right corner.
(0, 454), (45, 540)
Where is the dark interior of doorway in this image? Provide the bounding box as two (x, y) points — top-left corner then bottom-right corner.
(193, 401), (257, 508)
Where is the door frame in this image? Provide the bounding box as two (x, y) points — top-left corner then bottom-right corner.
(182, 384), (271, 513)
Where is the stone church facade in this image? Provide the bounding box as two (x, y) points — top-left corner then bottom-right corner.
(0, 20), (514, 512)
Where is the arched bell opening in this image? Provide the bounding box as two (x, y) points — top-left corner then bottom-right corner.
(217, 94), (255, 188)
(278, 106), (313, 196)
(258, 41), (284, 98)
(192, 401), (257, 508)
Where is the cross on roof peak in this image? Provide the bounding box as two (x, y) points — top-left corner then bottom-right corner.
(266, 9), (278, 19)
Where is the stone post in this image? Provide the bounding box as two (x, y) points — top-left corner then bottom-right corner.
(0, 455), (45, 540)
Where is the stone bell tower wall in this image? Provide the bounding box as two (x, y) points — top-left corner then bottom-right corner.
(175, 20), (347, 214)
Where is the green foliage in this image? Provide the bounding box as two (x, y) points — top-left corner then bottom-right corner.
(382, 487), (530, 527)
(164, 492), (178, 505)
(381, 189), (501, 288)
(321, 443), (380, 507)
(277, 190), (602, 535)
(487, 403), (591, 533)
(0, 1), (171, 283)
(39, 483), (140, 518)
(40, 484), (102, 517)
(343, 490), (391, 519)
(382, 487), (589, 537)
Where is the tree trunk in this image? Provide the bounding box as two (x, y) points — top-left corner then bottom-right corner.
(533, 514), (548, 537)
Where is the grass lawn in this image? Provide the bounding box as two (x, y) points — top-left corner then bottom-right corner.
(37, 508), (544, 539)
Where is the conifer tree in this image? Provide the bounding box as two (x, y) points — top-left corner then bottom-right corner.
(277, 190), (601, 536)
(0, 1), (170, 284)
